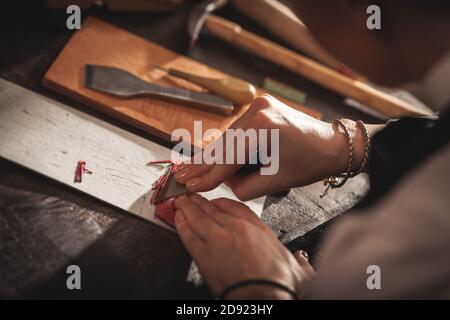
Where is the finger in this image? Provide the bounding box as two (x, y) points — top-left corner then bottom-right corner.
(176, 146), (243, 191)
(177, 96), (273, 191)
(293, 250), (309, 263)
(229, 95), (273, 129)
(211, 198), (261, 225)
(174, 195), (223, 241)
(226, 171), (276, 202)
(184, 163), (243, 192)
(293, 250), (315, 273)
(183, 133), (252, 192)
(188, 194), (232, 226)
(175, 210), (206, 260)
(292, 250), (316, 299)
(176, 129), (236, 184)
(175, 162), (212, 183)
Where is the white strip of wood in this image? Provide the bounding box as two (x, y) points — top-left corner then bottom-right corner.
(0, 79), (265, 231)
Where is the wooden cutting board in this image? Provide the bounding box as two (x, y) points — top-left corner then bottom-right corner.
(44, 17), (320, 148)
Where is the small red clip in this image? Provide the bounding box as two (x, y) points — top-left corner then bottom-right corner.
(74, 160), (93, 183)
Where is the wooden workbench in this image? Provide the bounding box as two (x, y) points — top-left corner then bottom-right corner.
(0, 2), (375, 298)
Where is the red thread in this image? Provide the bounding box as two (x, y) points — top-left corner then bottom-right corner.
(147, 160), (181, 168)
(74, 160), (93, 183)
(148, 160), (175, 165)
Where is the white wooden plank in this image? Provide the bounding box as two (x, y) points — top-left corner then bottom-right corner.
(0, 79), (265, 231)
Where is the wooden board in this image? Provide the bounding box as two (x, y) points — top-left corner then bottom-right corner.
(0, 79), (265, 232)
(43, 17), (320, 149)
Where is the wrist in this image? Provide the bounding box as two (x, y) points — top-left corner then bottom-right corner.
(327, 119), (365, 175)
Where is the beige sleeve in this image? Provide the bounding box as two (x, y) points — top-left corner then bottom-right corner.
(310, 145), (450, 299)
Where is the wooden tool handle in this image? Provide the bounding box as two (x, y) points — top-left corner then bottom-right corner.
(169, 68), (257, 106)
(204, 15), (431, 118)
(232, 0), (340, 69)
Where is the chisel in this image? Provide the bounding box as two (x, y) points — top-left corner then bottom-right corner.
(84, 64), (235, 116)
(155, 65), (257, 106)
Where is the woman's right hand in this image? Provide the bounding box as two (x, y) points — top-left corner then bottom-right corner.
(176, 95), (364, 201)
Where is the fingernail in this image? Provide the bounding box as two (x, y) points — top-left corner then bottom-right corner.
(186, 178), (202, 191)
(176, 170), (189, 181)
(177, 163), (189, 171)
(300, 250), (309, 261)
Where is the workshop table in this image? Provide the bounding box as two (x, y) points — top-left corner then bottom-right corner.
(0, 1), (376, 299)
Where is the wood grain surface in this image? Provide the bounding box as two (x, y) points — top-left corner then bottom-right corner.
(43, 17), (320, 149)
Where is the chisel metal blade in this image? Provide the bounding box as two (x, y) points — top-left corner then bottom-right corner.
(153, 173), (188, 204)
(84, 64), (234, 115)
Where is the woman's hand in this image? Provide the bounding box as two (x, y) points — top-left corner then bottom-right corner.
(176, 95), (366, 201)
(174, 193), (315, 299)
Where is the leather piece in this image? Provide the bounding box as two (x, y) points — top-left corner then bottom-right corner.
(155, 198), (177, 228)
(150, 162), (185, 228)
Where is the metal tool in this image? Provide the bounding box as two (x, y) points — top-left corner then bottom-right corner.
(150, 163), (187, 204)
(188, 0), (228, 49)
(84, 64), (235, 115)
(155, 65), (256, 105)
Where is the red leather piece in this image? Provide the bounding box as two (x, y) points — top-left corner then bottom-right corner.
(150, 161), (183, 228)
(154, 197), (176, 228)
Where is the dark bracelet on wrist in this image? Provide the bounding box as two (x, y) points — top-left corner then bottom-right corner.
(218, 279), (298, 300)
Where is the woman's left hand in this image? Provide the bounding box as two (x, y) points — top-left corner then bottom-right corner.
(174, 194), (316, 299)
